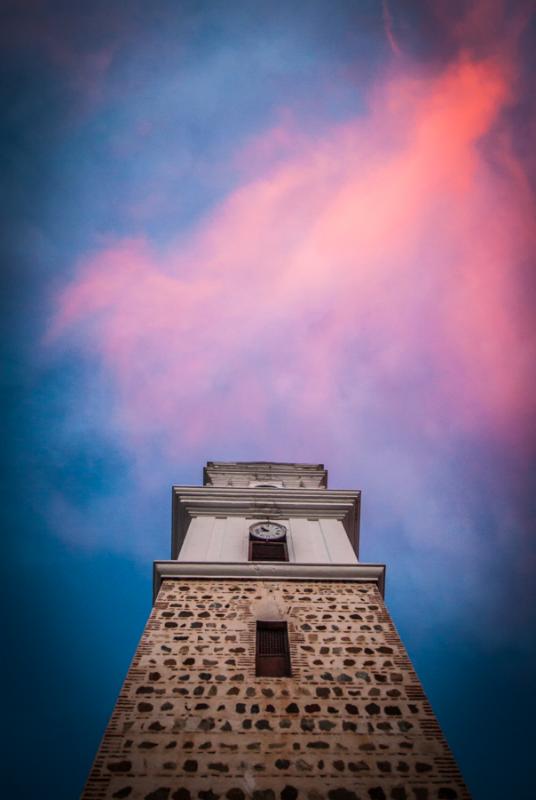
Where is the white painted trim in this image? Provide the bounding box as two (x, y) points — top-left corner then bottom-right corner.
(153, 560), (385, 602)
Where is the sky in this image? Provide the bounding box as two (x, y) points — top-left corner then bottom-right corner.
(2, 1), (535, 797)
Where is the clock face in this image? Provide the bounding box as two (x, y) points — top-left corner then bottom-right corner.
(250, 521), (287, 541)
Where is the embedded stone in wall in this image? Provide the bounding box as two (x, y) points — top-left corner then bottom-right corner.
(82, 579), (469, 800)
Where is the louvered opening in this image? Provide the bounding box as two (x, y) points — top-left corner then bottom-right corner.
(256, 621), (291, 677)
(249, 540), (288, 561)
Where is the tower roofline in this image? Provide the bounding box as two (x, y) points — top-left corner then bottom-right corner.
(203, 461), (328, 487)
(205, 461), (325, 468)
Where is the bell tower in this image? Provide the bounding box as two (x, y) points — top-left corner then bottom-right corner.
(82, 461), (469, 800)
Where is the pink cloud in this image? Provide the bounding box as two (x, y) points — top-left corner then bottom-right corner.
(48, 52), (534, 469)
(382, 0), (402, 57)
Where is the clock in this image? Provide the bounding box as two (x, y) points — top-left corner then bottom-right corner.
(249, 521), (287, 541)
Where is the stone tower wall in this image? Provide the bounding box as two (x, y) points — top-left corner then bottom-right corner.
(82, 579), (469, 800)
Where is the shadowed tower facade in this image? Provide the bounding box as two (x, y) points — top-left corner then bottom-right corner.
(83, 461), (469, 800)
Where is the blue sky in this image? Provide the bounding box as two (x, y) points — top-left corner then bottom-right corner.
(3, 2), (535, 798)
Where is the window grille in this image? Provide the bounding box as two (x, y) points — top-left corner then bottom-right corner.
(249, 540), (288, 561)
(255, 621), (291, 677)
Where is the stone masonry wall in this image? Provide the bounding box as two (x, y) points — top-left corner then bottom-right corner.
(82, 579), (469, 800)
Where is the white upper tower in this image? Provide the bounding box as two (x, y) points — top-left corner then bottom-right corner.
(154, 461), (384, 599)
(174, 462), (359, 564)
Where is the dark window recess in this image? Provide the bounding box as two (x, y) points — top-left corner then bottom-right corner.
(249, 540), (289, 561)
(256, 621), (291, 677)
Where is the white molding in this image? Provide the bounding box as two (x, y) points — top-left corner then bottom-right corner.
(153, 560), (385, 602)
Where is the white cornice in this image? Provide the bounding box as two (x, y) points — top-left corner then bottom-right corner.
(171, 486), (361, 558)
(153, 560), (386, 603)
